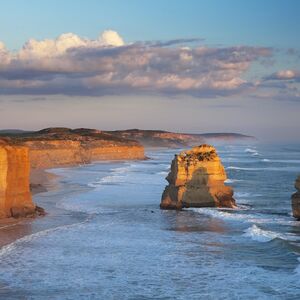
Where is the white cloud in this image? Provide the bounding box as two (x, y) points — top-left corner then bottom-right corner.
(0, 30), (272, 97)
(100, 30), (124, 46)
(0, 41), (11, 66)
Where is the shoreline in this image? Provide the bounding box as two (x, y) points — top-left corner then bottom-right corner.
(0, 157), (146, 248)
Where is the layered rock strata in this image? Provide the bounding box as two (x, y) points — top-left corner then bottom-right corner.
(160, 144), (236, 209)
(0, 128), (145, 219)
(291, 175), (300, 220)
(2, 128), (145, 169)
(0, 139), (40, 218)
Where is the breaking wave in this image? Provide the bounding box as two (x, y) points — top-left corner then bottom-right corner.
(243, 225), (300, 243)
(245, 148), (257, 153)
(224, 178), (243, 183)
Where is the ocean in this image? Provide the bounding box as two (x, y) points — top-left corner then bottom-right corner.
(0, 144), (300, 299)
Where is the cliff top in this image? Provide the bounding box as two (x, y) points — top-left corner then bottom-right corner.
(0, 127), (140, 146)
(178, 145), (218, 162)
(0, 128), (256, 148)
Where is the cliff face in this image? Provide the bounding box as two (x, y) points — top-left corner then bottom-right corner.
(0, 140), (36, 218)
(0, 128), (144, 219)
(292, 175), (300, 220)
(160, 144), (236, 209)
(2, 128), (145, 169)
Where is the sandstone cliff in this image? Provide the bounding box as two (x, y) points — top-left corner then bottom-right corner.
(0, 139), (38, 218)
(160, 144), (236, 209)
(2, 128), (145, 169)
(0, 128), (145, 219)
(292, 175), (300, 220)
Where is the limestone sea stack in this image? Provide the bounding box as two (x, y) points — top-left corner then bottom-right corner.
(291, 175), (300, 220)
(160, 144), (236, 210)
(0, 139), (41, 218)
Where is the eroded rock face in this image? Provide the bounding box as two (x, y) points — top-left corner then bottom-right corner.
(0, 128), (145, 169)
(160, 144), (236, 209)
(292, 175), (300, 220)
(0, 140), (37, 218)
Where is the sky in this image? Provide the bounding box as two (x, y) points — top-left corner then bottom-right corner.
(0, 0), (299, 141)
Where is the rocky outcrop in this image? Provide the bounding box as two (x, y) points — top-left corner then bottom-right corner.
(292, 175), (300, 220)
(0, 139), (41, 218)
(160, 144), (236, 209)
(1, 128), (145, 169)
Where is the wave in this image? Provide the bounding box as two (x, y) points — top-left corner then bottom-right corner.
(56, 200), (119, 214)
(0, 216), (92, 258)
(244, 148), (261, 157)
(245, 148), (257, 153)
(243, 225), (281, 242)
(251, 152), (260, 156)
(235, 191), (262, 198)
(188, 208), (255, 222)
(261, 159), (270, 162)
(224, 178), (243, 183)
(188, 207), (300, 226)
(157, 171), (168, 176)
(227, 166), (299, 172)
(227, 166), (260, 171)
(88, 165), (131, 187)
(243, 225), (300, 243)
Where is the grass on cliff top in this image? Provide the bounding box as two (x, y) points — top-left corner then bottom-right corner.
(0, 128), (139, 145)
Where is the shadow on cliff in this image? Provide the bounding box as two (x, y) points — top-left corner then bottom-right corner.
(161, 165), (235, 209)
(181, 166), (215, 208)
(160, 166), (231, 235)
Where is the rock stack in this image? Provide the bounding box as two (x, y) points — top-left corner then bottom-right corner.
(0, 139), (41, 218)
(160, 144), (236, 210)
(292, 175), (300, 220)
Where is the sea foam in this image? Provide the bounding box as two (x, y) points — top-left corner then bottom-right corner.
(224, 178), (243, 183)
(243, 225), (300, 243)
(245, 148), (257, 153)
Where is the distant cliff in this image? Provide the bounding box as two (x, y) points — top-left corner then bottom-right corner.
(0, 139), (39, 218)
(107, 129), (255, 148)
(1, 128), (145, 169)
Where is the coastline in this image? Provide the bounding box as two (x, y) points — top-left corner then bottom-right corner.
(0, 158), (144, 248)
(1, 145), (300, 298)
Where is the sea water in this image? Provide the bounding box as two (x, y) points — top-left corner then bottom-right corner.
(0, 144), (300, 299)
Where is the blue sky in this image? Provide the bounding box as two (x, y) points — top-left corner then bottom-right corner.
(0, 0), (299, 141)
(1, 0), (300, 49)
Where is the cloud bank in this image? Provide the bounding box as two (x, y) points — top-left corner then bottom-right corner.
(0, 30), (275, 97)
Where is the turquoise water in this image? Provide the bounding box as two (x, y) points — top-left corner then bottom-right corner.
(0, 144), (300, 299)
